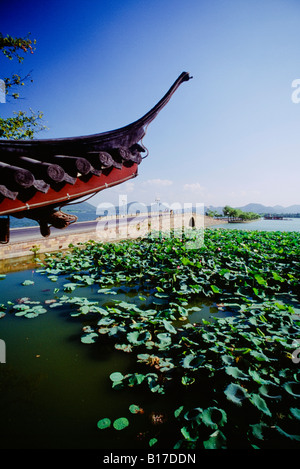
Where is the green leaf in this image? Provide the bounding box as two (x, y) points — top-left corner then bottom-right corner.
(202, 407), (227, 429)
(249, 393), (272, 417)
(290, 408), (300, 420)
(174, 406), (184, 418)
(63, 282), (78, 292)
(203, 430), (226, 449)
(249, 422), (268, 440)
(272, 271), (284, 282)
(127, 330), (151, 345)
(25, 312), (39, 318)
(275, 426), (300, 441)
(114, 343), (133, 353)
(258, 384), (282, 400)
(183, 407), (202, 423)
(156, 332), (172, 350)
(248, 368), (273, 385)
(81, 332), (98, 344)
(180, 426), (198, 442)
(211, 285), (222, 294)
(202, 332), (217, 343)
(250, 350), (270, 362)
(181, 376), (195, 386)
(225, 366), (249, 381)
(224, 383), (248, 406)
(254, 274), (267, 286)
(283, 382), (300, 398)
(162, 319), (177, 334)
(22, 280), (34, 286)
(181, 354), (205, 369)
(109, 372), (124, 382)
(127, 373), (145, 386)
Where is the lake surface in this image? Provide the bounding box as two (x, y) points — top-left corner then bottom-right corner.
(0, 268), (224, 449)
(212, 217), (300, 232)
(0, 219), (299, 449)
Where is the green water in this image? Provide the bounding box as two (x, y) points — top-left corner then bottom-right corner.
(0, 268), (223, 449)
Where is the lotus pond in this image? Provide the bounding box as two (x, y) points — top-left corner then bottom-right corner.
(0, 228), (300, 449)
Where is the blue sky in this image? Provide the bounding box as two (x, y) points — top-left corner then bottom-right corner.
(1, 0), (300, 209)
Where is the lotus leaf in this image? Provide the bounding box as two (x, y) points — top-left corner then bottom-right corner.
(225, 366), (249, 381)
(114, 343), (133, 353)
(81, 332), (98, 344)
(275, 426), (300, 441)
(15, 311), (29, 317)
(290, 408), (300, 420)
(202, 407), (227, 429)
(202, 332), (217, 343)
(127, 330), (151, 345)
(109, 372), (124, 382)
(25, 312), (39, 318)
(183, 407), (202, 423)
(249, 393), (272, 417)
(181, 354), (205, 369)
(22, 280), (34, 286)
(180, 426), (198, 442)
(127, 373), (145, 386)
(203, 430), (226, 449)
(248, 368), (273, 385)
(181, 376), (195, 386)
(258, 383), (282, 400)
(162, 319), (177, 334)
(97, 317), (115, 326)
(174, 406), (184, 418)
(63, 283), (78, 292)
(224, 383), (248, 406)
(250, 350), (270, 362)
(249, 422), (269, 440)
(38, 228), (300, 448)
(283, 382), (300, 398)
(155, 333), (172, 350)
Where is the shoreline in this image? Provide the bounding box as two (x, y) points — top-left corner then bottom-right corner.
(204, 216), (228, 227)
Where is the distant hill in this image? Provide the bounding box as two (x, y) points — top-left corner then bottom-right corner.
(9, 200), (300, 228)
(205, 203), (300, 215)
(62, 201), (97, 221)
(10, 201), (98, 228)
(237, 203), (300, 214)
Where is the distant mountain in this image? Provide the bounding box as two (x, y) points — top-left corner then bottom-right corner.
(10, 201), (98, 228)
(10, 201), (300, 228)
(62, 201), (97, 221)
(236, 203), (300, 214)
(205, 203), (300, 215)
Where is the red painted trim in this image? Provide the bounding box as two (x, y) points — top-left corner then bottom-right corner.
(0, 164), (138, 216)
